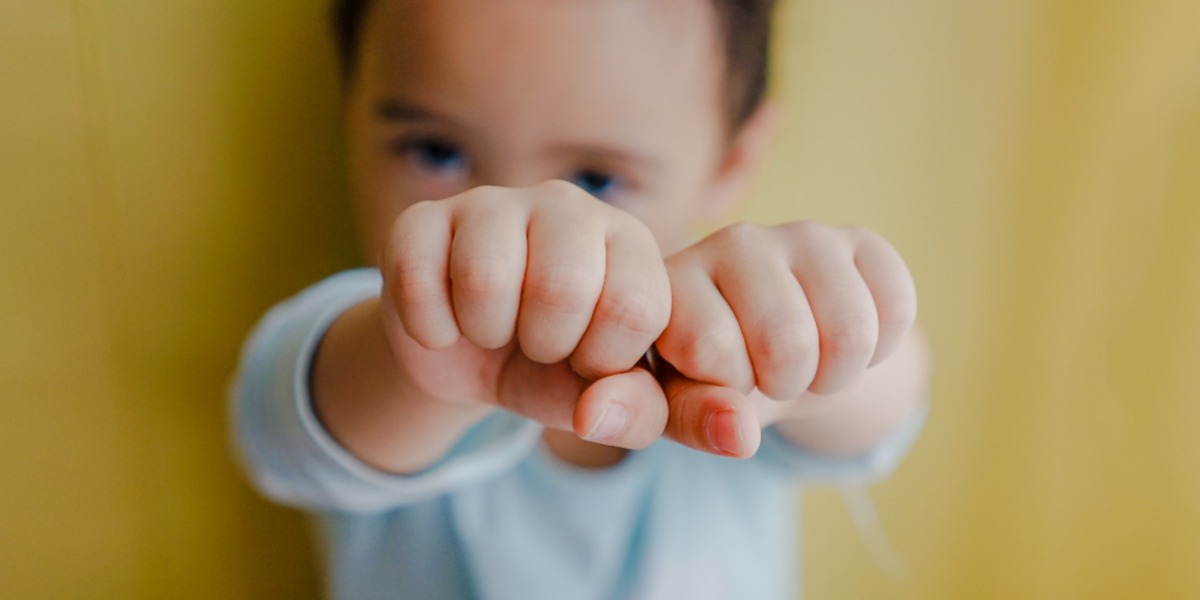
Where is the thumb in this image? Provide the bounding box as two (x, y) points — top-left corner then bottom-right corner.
(573, 365), (668, 449)
(655, 357), (761, 458)
(495, 350), (667, 450)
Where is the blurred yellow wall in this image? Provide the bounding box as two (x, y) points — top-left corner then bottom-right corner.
(2, 1), (1197, 598)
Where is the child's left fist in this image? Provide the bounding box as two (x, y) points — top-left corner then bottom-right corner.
(656, 221), (917, 402)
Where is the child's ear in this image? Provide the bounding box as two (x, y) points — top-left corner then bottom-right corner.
(704, 99), (784, 219)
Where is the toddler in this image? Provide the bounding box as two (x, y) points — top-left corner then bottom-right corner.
(231, 0), (931, 598)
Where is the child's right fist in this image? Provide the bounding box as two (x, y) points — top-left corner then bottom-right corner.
(377, 181), (672, 445)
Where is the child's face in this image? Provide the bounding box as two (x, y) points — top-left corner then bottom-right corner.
(346, 0), (749, 257)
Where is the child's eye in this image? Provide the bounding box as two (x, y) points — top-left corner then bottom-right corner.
(395, 136), (469, 176)
(569, 169), (623, 200)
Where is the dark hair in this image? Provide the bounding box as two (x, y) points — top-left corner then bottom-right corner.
(331, 0), (776, 127)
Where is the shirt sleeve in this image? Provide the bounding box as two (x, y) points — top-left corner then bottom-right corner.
(752, 402), (929, 485)
(228, 268), (542, 514)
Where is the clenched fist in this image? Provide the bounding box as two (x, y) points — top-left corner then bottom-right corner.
(379, 181), (673, 447)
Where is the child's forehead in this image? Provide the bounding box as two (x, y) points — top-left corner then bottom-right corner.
(370, 0), (715, 33)
(365, 0), (722, 77)
(359, 0), (728, 134)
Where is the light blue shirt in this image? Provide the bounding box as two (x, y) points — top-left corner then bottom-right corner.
(230, 269), (925, 600)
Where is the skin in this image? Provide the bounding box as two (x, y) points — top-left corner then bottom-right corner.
(312, 0), (930, 473)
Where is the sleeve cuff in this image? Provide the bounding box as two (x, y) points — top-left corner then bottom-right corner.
(231, 268), (542, 513)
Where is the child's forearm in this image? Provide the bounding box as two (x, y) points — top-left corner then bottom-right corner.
(768, 324), (931, 457)
(311, 298), (493, 475)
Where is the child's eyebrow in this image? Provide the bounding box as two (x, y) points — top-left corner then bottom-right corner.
(374, 99), (456, 126)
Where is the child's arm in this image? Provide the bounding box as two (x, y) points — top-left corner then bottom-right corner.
(653, 221), (929, 459)
(311, 181), (674, 474)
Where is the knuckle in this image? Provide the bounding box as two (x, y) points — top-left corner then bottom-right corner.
(454, 186), (512, 215)
(878, 298), (918, 334)
(398, 199), (440, 222)
(568, 353), (608, 380)
(444, 186), (505, 217)
(820, 312), (878, 360)
(607, 210), (652, 242)
(783, 220), (842, 252)
(468, 187), (511, 211)
(519, 334), (570, 365)
(538, 178), (587, 199)
(851, 226), (905, 265)
(452, 259), (514, 299)
(389, 265), (444, 306)
(780, 219), (826, 239)
(714, 221), (761, 249)
(754, 323), (812, 372)
(844, 224), (879, 241)
(461, 184), (504, 202)
(527, 264), (598, 310)
(667, 327), (743, 385)
(390, 203), (438, 243)
(595, 289), (670, 339)
(751, 324), (816, 399)
(533, 179), (594, 209)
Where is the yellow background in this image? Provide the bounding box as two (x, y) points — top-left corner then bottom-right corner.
(2, 1), (1197, 598)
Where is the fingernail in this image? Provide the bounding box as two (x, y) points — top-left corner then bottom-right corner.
(707, 410), (743, 456)
(585, 401), (629, 443)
